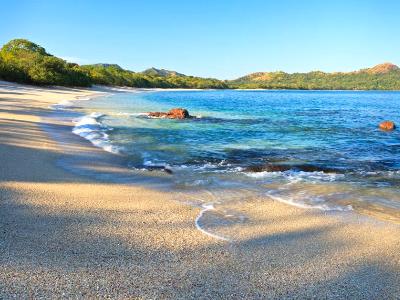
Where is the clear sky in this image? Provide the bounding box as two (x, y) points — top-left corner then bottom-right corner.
(2, 0), (400, 79)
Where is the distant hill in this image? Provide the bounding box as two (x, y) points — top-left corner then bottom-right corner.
(360, 63), (400, 74)
(141, 67), (185, 77)
(87, 63), (124, 70)
(228, 63), (400, 90)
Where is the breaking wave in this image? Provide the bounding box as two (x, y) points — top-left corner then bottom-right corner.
(72, 112), (121, 154)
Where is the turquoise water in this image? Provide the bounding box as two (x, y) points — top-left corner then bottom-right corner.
(71, 90), (400, 220)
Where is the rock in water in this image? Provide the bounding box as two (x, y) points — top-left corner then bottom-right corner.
(148, 108), (191, 119)
(379, 121), (396, 131)
(167, 108), (190, 119)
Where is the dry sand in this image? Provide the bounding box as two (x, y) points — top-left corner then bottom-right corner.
(0, 81), (399, 299)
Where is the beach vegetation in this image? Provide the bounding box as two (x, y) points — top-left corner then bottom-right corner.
(0, 39), (91, 86)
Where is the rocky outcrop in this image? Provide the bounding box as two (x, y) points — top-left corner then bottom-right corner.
(379, 121), (396, 131)
(168, 108), (190, 119)
(148, 108), (191, 119)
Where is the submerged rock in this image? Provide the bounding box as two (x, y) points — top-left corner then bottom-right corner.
(143, 165), (173, 174)
(246, 164), (291, 172)
(148, 111), (168, 118)
(295, 164), (338, 173)
(148, 108), (191, 119)
(379, 121), (396, 131)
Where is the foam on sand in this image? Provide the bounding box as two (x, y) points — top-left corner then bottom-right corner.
(194, 203), (230, 241)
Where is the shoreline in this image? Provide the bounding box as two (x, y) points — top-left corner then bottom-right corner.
(5, 78), (400, 230)
(43, 82), (400, 234)
(0, 80), (399, 298)
(61, 86), (400, 226)
(47, 85), (242, 240)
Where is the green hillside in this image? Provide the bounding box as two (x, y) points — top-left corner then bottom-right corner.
(228, 63), (400, 90)
(141, 67), (185, 77)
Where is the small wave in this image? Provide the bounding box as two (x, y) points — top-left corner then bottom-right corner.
(50, 95), (95, 110)
(287, 171), (344, 183)
(195, 162), (225, 170)
(143, 159), (168, 167)
(244, 171), (282, 179)
(189, 160), (235, 172)
(245, 170), (343, 182)
(50, 99), (76, 110)
(266, 192), (353, 212)
(246, 169), (352, 211)
(72, 112), (120, 154)
(356, 170), (400, 177)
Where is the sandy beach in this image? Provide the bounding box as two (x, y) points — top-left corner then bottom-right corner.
(0, 81), (399, 298)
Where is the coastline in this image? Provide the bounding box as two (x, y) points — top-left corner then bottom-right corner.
(1, 80), (399, 298)
(233, 88), (400, 91)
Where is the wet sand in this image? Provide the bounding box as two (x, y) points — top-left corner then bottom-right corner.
(0, 81), (399, 298)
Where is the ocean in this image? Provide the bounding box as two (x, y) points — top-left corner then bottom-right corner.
(54, 89), (400, 234)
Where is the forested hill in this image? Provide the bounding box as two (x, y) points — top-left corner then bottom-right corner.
(141, 68), (185, 77)
(228, 63), (400, 90)
(1, 39), (400, 90)
(0, 39), (227, 88)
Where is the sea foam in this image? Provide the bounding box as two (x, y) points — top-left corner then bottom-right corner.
(245, 170), (344, 182)
(72, 112), (120, 154)
(266, 190), (353, 212)
(194, 203), (230, 241)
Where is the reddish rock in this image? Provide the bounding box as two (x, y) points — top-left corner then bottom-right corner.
(148, 108), (191, 119)
(167, 108), (190, 119)
(379, 121), (396, 131)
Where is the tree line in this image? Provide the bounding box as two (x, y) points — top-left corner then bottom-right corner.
(1, 39), (400, 90)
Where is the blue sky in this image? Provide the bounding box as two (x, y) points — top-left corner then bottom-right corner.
(2, 0), (400, 79)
